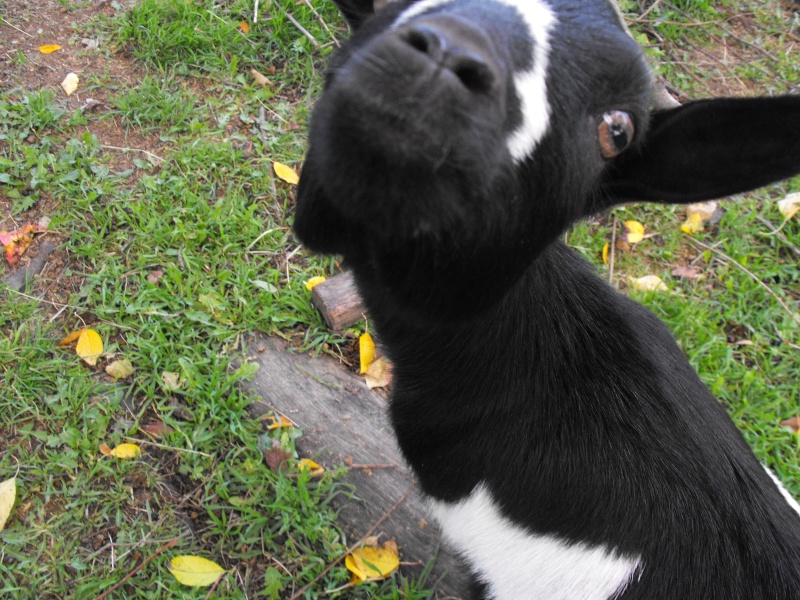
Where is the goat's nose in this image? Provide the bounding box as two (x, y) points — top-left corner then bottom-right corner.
(400, 24), (497, 94)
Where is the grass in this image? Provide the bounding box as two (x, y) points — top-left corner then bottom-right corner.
(0, 0), (798, 598)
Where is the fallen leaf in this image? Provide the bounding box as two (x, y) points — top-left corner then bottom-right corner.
(264, 442), (292, 472)
(161, 371), (184, 391)
(671, 265), (701, 279)
(298, 458), (324, 476)
(239, 20), (250, 34)
(253, 279), (277, 293)
(81, 38), (99, 49)
(265, 414), (294, 430)
(105, 358), (134, 380)
(102, 443), (141, 459)
(38, 44), (62, 54)
(780, 416), (800, 433)
(359, 333), (376, 374)
(304, 276), (326, 290)
(623, 220), (644, 244)
(0, 223), (43, 265)
(146, 270), (164, 284)
(345, 540), (400, 583)
(61, 72), (79, 96)
(364, 356), (392, 389)
(167, 555), (227, 587)
(140, 420), (171, 438)
(250, 68), (272, 87)
(778, 193), (800, 220)
(273, 161), (299, 185)
(681, 201), (719, 235)
(76, 328), (103, 366)
(58, 329), (84, 346)
(0, 476), (16, 532)
(630, 275), (668, 292)
(601, 242), (610, 266)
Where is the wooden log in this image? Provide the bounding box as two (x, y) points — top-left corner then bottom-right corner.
(241, 333), (467, 598)
(311, 271), (366, 330)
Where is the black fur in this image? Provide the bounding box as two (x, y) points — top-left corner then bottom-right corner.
(294, 0), (800, 597)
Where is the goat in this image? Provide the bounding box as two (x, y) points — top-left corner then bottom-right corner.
(293, 0), (800, 598)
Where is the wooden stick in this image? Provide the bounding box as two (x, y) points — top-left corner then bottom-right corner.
(91, 538), (178, 600)
(287, 483), (416, 600)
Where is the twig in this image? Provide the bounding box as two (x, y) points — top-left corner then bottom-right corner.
(287, 483), (416, 600)
(608, 215), (618, 285)
(91, 538), (178, 600)
(687, 237), (800, 325)
(754, 215), (800, 257)
(1, 16), (34, 37)
(303, 0), (340, 47)
(279, 6), (319, 48)
(253, 0), (260, 23)
(124, 437), (214, 458)
(101, 144), (165, 163)
(347, 463), (397, 470)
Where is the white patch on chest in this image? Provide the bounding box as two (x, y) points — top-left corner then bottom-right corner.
(392, 0), (557, 162)
(763, 465), (800, 517)
(429, 484), (642, 600)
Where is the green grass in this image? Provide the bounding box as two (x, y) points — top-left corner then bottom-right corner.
(1, 0), (798, 598)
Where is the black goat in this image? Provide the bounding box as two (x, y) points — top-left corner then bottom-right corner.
(293, 0), (800, 598)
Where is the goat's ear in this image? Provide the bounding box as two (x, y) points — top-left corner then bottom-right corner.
(604, 96), (800, 204)
(293, 150), (362, 257)
(332, 0), (376, 29)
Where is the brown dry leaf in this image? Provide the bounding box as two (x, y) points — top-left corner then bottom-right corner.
(105, 358), (134, 380)
(250, 68), (272, 87)
(38, 44), (62, 54)
(273, 161), (299, 185)
(239, 20), (250, 34)
(671, 265), (701, 279)
(141, 420), (171, 438)
(364, 356), (393, 389)
(780, 416), (800, 433)
(345, 540), (400, 583)
(161, 371), (184, 391)
(359, 333), (376, 374)
(61, 72), (79, 96)
(146, 270), (164, 284)
(264, 443), (292, 472)
(778, 193), (800, 220)
(99, 443), (113, 456)
(58, 329), (85, 346)
(616, 220), (644, 252)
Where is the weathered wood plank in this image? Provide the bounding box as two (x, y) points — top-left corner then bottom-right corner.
(240, 333), (467, 598)
(311, 271), (366, 331)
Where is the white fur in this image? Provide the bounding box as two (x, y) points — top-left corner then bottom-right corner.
(393, 0), (556, 162)
(429, 484), (643, 600)
(763, 465), (800, 517)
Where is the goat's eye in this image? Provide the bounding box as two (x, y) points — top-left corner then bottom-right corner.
(598, 111), (635, 159)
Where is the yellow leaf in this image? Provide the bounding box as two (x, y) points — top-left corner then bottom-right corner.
(167, 555), (227, 587)
(105, 358), (134, 380)
(686, 200), (718, 221)
(680, 212), (705, 235)
(161, 371), (184, 391)
(107, 443), (141, 459)
(297, 458), (324, 476)
(630, 275), (668, 292)
(265, 414), (294, 430)
(76, 328), (103, 366)
(61, 72), (79, 96)
(0, 476), (17, 533)
(304, 276), (326, 291)
(601, 243), (609, 266)
(622, 220), (644, 244)
(273, 161), (299, 185)
(345, 540), (400, 583)
(359, 333), (376, 374)
(99, 443), (113, 456)
(239, 20), (250, 34)
(58, 329), (84, 346)
(38, 44), (62, 54)
(778, 193), (800, 220)
(364, 356), (392, 389)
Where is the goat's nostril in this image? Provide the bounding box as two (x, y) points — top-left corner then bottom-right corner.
(453, 57), (495, 93)
(402, 25), (446, 58)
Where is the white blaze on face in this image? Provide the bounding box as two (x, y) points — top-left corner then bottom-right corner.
(393, 0), (557, 163)
(430, 484), (643, 600)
